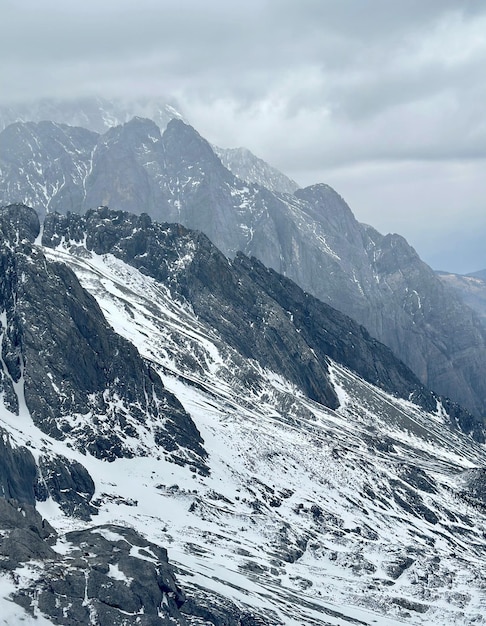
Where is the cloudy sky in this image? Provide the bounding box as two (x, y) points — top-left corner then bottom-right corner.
(2, 0), (485, 272)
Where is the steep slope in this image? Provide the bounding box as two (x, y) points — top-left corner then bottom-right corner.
(214, 145), (299, 194)
(0, 203), (207, 469)
(2, 119), (486, 419)
(0, 96), (295, 195)
(41, 206), (481, 440)
(0, 121), (97, 215)
(438, 271), (486, 328)
(2, 205), (486, 624)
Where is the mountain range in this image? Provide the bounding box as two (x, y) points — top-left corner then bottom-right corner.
(1, 104), (486, 419)
(2, 203), (486, 625)
(1, 97), (486, 625)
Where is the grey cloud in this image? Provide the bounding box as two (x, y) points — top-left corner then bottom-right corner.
(4, 1), (485, 117)
(2, 0), (485, 271)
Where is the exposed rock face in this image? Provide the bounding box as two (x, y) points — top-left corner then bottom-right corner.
(0, 498), (57, 570)
(0, 426), (38, 505)
(42, 207), (483, 440)
(0, 495), (189, 625)
(13, 524), (188, 625)
(292, 186), (486, 420)
(3, 202), (486, 624)
(0, 425), (96, 521)
(0, 121), (98, 215)
(0, 410), (268, 623)
(1, 499), (274, 625)
(214, 145), (299, 194)
(38, 454), (97, 520)
(0, 204), (207, 470)
(2, 117), (486, 419)
(438, 271), (486, 328)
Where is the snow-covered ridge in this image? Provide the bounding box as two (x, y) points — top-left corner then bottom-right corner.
(19, 238), (486, 626)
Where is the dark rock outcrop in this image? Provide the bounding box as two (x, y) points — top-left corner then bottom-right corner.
(37, 454), (96, 520)
(0, 427), (38, 505)
(17, 524), (188, 625)
(1, 504), (272, 625)
(0, 507), (189, 625)
(0, 426), (97, 520)
(0, 498), (57, 570)
(0, 204), (207, 470)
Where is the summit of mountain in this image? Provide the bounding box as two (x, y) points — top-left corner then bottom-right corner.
(0, 96), (299, 194)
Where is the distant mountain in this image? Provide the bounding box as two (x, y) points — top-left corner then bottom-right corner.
(214, 145), (299, 194)
(2, 204), (486, 624)
(0, 120), (98, 213)
(0, 96), (299, 194)
(0, 95), (183, 134)
(438, 271), (486, 328)
(1, 116), (485, 419)
(469, 268), (486, 281)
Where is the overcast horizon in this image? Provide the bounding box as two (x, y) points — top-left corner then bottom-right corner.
(2, 1), (485, 273)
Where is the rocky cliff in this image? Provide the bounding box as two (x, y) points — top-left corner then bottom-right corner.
(438, 271), (486, 328)
(0, 204), (207, 468)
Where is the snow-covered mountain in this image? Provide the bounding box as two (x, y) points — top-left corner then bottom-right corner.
(0, 96), (298, 194)
(2, 204), (486, 625)
(2, 117), (486, 420)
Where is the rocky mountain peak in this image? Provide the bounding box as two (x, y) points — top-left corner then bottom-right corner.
(162, 118), (226, 173)
(295, 183), (357, 232)
(0, 96), (184, 134)
(215, 144), (299, 194)
(373, 232), (423, 274)
(102, 115), (162, 146)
